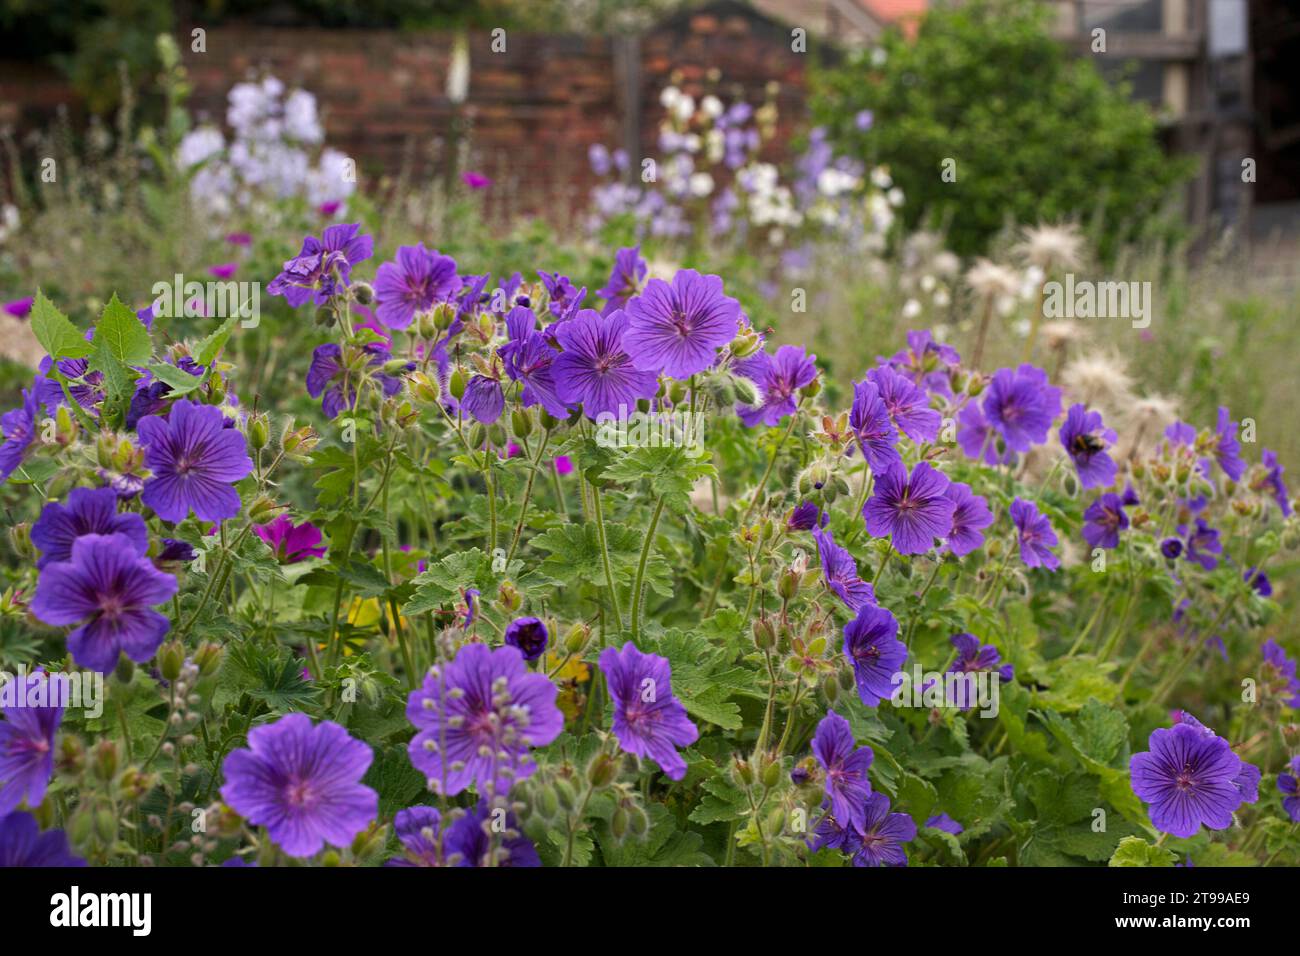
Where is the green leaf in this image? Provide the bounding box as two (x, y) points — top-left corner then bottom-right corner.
(532, 521), (673, 597)
(31, 290), (93, 360)
(92, 294), (152, 365)
(1109, 836), (1176, 867)
(598, 803), (714, 866)
(602, 444), (715, 514)
(195, 314), (240, 367)
(146, 361), (205, 396)
(644, 629), (754, 730)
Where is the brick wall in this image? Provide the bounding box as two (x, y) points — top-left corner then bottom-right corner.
(0, 3), (816, 218)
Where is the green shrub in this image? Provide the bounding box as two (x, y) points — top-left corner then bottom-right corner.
(811, 0), (1194, 260)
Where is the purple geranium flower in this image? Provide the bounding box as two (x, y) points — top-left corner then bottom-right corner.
(1185, 518), (1222, 571)
(734, 345), (817, 427)
(1278, 756), (1300, 823)
(1160, 537), (1183, 560)
(812, 527), (875, 611)
(811, 709), (873, 832)
(925, 812), (963, 835)
(551, 309), (659, 419)
(1058, 403), (1117, 489)
(623, 269), (740, 378)
(373, 244), (461, 330)
(254, 515), (327, 563)
(866, 365), (941, 442)
(137, 399), (253, 523)
(787, 500), (826, 531)
(1082, 492), (1129, 550)
(849, 379), (901, 474)
(305, 341), (405, 420)
(597, 246), (648, 316)
(1130, 721), (1255, 838)
(885, 329), (961, 394)
(1245, 566), (1272, 597)
(0, 811), (85, 867)
(1255, 449), (1291, 517)
(462, 375), (505, 424)
(407, 643), (563, 796)
(946, 633), (1013, 709)
(267, 223), (373, 308)
(504, 617), (549, 661)
(598, 642), (699, 781)
(442, 799), (540, 867)
(0, 671), (62, 816)
(943, 481), (993, 557)
(220, 713), (378, 859)
(1262, 639), (1300, 708)
(500, 307), (570, 419)
(842, 603), (906, 707)
(956, 401), (1012, 466)
(0, 376), (42, 483)
(862, 461), (956, 556)
(538, 271), (587, 321)
(1009, 497), (1059, 570)
(1210, 406), (1245, 482)
(982, 364), (1062, 452)
(30, 486), (148, 569)
(851, 792), (917, 867)
(30, 533), (178, 672)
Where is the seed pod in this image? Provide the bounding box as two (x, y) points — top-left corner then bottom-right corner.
(248, 413), (270, 450)
(449, 368), (468, 401)
(159, 640), (185, 682)
(611, 807), (630, 840)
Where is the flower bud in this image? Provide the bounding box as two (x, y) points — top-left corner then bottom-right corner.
(537, 785), (560, 820)
(114, 653), (135, 685)
(352, 281), (375, 305)
(564, 622), (590, 655)
(8, 522), (32, 561)
(159, 640), (185, 682)
(753, 617), (776, 651)
(467, 423), (487, 450)
(732, 376), (758, 406)
(194, 641), (224, 676)
(586, 753), (619, 789)
(511, 409), (534, 440)
(778, 567), (800, 602)
(611, 806), (630, 840)
(554, 777), (578, 812)
(92, 740), (119, 782)
(55, 404), (78, 445)
(432, 301), (458, 331)
(248, 413), (270, 450)
(449, 368), (467, 402)
(248, 494), (281, 525)
(761, 760), (782, 789)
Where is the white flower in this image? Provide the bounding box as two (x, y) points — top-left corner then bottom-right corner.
(659, 85), (682, 109)
(871, 167), (892, 189)
(887, 187), (905, 207)
(688, 172), (714, 197)
(1016, 222), (1085, 273)
(701, 95), (723, 118)
(177, 126), (225, 168)
(672, 94), (696, 123)
(902, 299), (922, 319)
(933, 288), (951, 308)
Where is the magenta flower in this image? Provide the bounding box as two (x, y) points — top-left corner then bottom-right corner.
(30, 533), (178, 672)
(552, 309), (659, 419)
(862, 461), (956, 555)
(461, 171), (492, 190)
(137, 399), (254, 523)
(30, 486), (148, 569)
(208, 262), (238, 280)
(254, 515), (327, 563)
(373, 243), (461, 330)
(407, 643), (563, 796)
(599, 642), (699, 781)
(220, 714), (378, 858)
(1009, 497), (1059, 570)
(3, 297), (33, 319)
(623, 269), (740, 378)
(811, 709), (873, 832)
(0, 671), (62, 815)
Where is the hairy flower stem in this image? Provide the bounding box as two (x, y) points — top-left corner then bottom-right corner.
(483, 446), (498, 554)
(590, 481), (624, 631)
(507, 429), (550, 563)
(904, 561), (944, 650)
(753, 649), (779, 757)
(872, 543), (894, 587)
(969, 296), (995, 369)
(630, 494), (665, 641)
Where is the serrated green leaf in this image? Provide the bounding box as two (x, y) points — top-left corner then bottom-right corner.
(30, 290), (93, 360)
